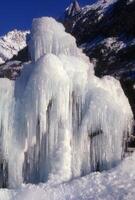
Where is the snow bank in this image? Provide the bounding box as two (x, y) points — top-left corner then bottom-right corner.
(0, 153), (135, 200)
(0, 17), (133, 188)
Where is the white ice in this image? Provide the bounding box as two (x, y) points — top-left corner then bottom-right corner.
(0, 17), (133, 188)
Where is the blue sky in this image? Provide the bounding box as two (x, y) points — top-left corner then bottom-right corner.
(0, 0), (96, 36)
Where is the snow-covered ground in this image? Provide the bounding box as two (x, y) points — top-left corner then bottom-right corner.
(0, 153), (135, 200)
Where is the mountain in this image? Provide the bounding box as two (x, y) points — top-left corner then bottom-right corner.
(63, 0), (135, 119)
(0, 30), (28, 64)
(0, 30), (29, 79)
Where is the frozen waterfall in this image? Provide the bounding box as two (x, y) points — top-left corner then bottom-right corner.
(0, 17), (133, 188)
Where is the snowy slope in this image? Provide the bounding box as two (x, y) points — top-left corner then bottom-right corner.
(0, 30), (29, 64)
(0, 153), (135, 200)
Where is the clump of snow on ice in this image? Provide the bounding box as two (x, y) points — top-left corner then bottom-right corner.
(28, 17), (90, 64)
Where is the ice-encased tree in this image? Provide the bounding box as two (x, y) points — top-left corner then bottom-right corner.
(0, 17), (133, 187)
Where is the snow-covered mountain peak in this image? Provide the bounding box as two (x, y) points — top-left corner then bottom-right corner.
(3, 29), (28, 44)
(65, 0), (81, 18)
(0, 29), (29, 64)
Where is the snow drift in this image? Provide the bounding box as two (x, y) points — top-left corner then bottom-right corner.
(0, 17), (133, 188)
(1, 152), (135, 200)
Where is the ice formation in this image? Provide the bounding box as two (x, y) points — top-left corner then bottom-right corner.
(0, 17), (133, 188)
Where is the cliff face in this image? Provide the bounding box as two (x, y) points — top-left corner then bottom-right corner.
(63, 0), (135, 119)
